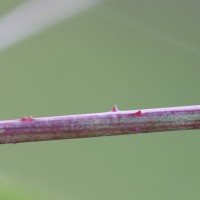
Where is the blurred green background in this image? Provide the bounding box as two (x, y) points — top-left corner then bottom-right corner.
(0, 0), (200, 199)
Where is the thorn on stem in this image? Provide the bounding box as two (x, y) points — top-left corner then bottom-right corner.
(112, 105), (118, 112)
(21, 116), (33, 122)
(134, 110), (142, 116)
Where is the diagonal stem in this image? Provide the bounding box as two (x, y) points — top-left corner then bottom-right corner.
(0, 105), (200, 144)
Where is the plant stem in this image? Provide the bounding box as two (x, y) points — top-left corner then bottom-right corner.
(0, 105), (200, 144)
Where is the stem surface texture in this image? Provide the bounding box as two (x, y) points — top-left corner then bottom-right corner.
(0, 105), (200, 144)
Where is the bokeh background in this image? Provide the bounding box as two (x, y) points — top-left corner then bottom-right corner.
(0, 0), (200, 199)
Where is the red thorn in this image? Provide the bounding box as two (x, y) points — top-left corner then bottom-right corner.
(112, 105), (118, 112)
(29, 116), (33, 122)
(21, 116), (27, 122)
(134, 110), (142, 116)
(21, 116), (33, 122)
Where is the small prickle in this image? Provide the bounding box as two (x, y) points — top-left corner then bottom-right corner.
(21, 116), (33, 122)
(112, 105), (118, 112)
(134, 110), (142, 116)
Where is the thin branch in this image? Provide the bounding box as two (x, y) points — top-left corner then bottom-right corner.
(0, 105), (200, 144)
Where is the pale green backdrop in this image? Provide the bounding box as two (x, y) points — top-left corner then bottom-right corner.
(0, 0), (200, 199)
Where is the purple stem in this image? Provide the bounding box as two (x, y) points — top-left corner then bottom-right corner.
(0, 105), (200, 144)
